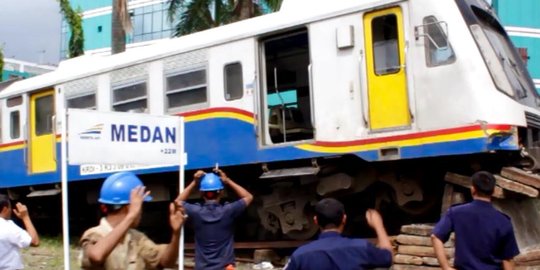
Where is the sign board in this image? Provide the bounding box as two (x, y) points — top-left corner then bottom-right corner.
(68, 109), (182, 165)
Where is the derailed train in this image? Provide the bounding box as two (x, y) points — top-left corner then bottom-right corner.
(1, 0), (540, 245)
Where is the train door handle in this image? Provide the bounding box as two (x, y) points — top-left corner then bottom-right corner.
(52, 115), (57, 162)
(23, 123), (28, 169)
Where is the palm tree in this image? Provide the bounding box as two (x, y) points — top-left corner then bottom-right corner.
(167, 0), (282, 36)
(112, 0), (132, 54)
(0, 47), (4, 82)
(59, 0), (84, 58)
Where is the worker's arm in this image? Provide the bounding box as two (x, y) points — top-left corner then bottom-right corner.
(216, 169), (253, 206)
(85, 186), (149, 265)
(13, 203), (39, 247)
(431, 234), (456, 270)
(502, 259), (515, 270)
(176, 170), (204, 202)
(365, 209), (393, 256)
(159, 203), (186, 268)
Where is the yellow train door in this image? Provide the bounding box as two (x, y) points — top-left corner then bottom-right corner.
(364, 7), (411, 130)
(29, 90), (56, 173)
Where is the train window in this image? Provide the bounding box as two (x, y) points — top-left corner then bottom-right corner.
(67, 94), (96, 109)
(112, 81), (148, 112)
(7, 96), (22, 107)
(423, 16), (456, 67)
(10, 111), (20, 139)
(165, 69), (207, 112)
(224, 63), (243, 101)
(372, 14), (400, 75)
(35, 95), (53, 136)
(471, 6), (533, 99)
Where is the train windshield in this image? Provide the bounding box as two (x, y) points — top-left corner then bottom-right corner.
(469, 6), (535, 99)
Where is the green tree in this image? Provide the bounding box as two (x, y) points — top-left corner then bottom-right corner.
(167, 0), (282, 36)
(112, 0), (132, 54)
(59, 0), (84, 58)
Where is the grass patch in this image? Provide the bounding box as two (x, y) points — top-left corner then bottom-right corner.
(21, 235), (80, 270)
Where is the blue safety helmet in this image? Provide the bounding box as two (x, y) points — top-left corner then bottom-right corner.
(199, 173), (224, 191)
(98, 171), (152, 205)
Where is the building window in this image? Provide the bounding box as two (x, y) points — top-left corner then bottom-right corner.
(372, 14), (400, 75)
(67, 94), (96, 109)
(423, 16), (456, 67)
(165, 69), (207, 111)
(35, 95), (54, 136)
(97, 26), (103, 33)
(112, 81), (148, 112)
(10, 111), (20, 139)
(131, 2), (174, 43)
(224, 63), (244, 101)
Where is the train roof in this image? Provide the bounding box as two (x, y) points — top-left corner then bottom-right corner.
(0, 0), (399, 99)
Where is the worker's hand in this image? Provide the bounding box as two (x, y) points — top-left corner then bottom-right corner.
(193, 170), (205, 185)
(13, 203), (29, 220)
(365, 209), (384, 230)
(214, 169), (230, 185)
(127, 186), (150, 221)
(442, 267), (457, 270)
(169, 202), (185, 233)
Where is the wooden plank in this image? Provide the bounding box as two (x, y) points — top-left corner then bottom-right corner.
(398, 245), (454, 258)
(392, 264), (440, 270)
(441, 184), (454, 215)
(445, 172), (505, 198)
(501, 167), (540, 189)
(395, 254), (423, 265)
(397, 235), (432, 246)
(495, 175), (539, 197)
(451, 190), (466, 205)
(516, 248), (540, 262)
(444, 172), (471, 188)
(400, 224), (434, 237)
(516, 260), (540, 268)
(422, 256), (441, 266)
(396, 234), (453, 248)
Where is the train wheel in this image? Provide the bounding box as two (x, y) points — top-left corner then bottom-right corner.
(283, 203), (319, 240)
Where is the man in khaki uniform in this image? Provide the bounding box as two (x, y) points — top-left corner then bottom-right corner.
(80, 172), (185, 270)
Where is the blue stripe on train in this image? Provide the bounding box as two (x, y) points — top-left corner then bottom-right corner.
(0, 118), (518, 188)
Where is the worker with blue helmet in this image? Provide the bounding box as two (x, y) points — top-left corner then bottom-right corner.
(176, 169), (253, 270)
(80, 171), (186, 269)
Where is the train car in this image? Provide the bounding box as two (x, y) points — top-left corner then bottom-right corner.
(1, 0), (540, 245)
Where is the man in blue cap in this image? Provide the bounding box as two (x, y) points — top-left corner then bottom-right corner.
(80, 171), (186, 270)
(432, 171), (520, 270)
(176, 169), (253, 270)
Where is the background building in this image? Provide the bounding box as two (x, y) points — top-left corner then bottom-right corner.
(1, 58), (56, 82)
(61, 0), (173, 58)
(492, 0), (540, 93)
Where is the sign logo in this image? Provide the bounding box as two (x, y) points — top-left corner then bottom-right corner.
(79, 124), (103, 140)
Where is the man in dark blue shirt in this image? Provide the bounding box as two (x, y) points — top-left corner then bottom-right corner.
(176, 169), (253, 270)
(284, 198), (393, 270)
(432, 171), (520, 270)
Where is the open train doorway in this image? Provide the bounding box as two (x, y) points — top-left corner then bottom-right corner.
(260, 30), (314, 145)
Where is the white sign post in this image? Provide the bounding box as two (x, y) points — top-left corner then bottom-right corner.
(61, 108), (185, 270)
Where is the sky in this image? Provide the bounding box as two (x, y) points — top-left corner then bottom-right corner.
(0, 0), (62, 65)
